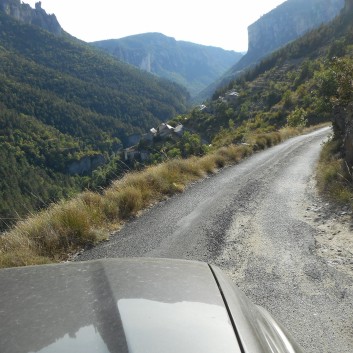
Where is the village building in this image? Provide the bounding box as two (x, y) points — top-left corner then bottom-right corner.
(158, 123), (174, 138)
(123, 147), (150, 162)
(123, 123), (185, 163)
(225, 89), (239, 102)
(174, 124), (184, 137)
(218, 96), (227, 103)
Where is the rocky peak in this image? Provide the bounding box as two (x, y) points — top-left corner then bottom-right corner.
(341, 0), (353, 16)
(0, 0), (62, 35)
(344, 0), (353, 10)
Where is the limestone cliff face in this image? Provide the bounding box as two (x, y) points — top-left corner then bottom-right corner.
(0, 0), (62, 35)
(140, 53), (152, 72)
(247, 0), (344, 61)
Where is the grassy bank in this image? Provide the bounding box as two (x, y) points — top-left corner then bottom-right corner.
(316, 137), (353, 207)
(0, 125), (327, 268)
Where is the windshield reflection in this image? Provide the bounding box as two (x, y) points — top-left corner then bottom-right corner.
(118, 298), (238, 353)
(29, 325), (110, 353)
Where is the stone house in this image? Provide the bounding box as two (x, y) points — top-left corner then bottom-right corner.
(158, 123), (174, 138)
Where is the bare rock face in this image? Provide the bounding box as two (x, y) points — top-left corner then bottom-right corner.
(247, 0), (345, 61)
(0, 0), (62, 35)
(68, 155), (106, 175)
(345, 0), (353, 10)
(140, 53), (152, 72)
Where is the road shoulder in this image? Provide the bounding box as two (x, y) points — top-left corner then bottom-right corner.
(303, 174), (353, 277)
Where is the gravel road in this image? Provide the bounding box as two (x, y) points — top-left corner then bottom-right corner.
(77, 127), (353, 353)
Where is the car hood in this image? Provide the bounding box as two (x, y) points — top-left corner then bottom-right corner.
(0, 258), (241, 353)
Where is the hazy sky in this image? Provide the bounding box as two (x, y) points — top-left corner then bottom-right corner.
(24, 0), (287, 52)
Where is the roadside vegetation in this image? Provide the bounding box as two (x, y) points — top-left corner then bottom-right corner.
(316, 56), (353, 209)
(317, 139), (353, 206)
(0, 125), (319, 268)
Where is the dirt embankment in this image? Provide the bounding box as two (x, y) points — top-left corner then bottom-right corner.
(305, 175), (353, 277)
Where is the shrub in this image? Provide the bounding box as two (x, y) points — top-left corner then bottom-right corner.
(287, 107), (308, 127)
(316, 139), (353, 206)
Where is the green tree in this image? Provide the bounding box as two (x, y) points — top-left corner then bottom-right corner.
(167, 148), (182, 159)
(180, 132), (204, 157)
(287, 107), (308, 127)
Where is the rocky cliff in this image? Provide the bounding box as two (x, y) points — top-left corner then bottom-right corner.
(247, 0), (344, 63)
(196, 0), (345, 101)
(0, 0), (62, 35)
(68, 154), (106, 175)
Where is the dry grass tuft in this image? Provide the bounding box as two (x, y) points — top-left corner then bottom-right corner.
(316, 139), (353, 206)
(198, 154), (218, 174)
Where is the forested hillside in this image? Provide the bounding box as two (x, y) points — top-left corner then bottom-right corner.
(0, 9), (189, 229)
(92, 33), (243, 98)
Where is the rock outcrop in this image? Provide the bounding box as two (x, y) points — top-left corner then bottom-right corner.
(67, 154), (106, 176)
(0, 0), (62, 35)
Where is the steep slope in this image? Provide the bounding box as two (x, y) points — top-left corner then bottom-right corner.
(196, 0), (344, 101)
(0, 10), (190, 142)
(245, 0), (344, 69)
(0, 6), (189, 229)
(92, 33), (243, 98)
(181, 0), (353, 145)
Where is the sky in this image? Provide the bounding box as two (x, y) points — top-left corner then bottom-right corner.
(24, 0), (287, 52)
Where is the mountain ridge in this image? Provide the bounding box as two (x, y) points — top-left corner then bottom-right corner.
(91, 32), (243, 98)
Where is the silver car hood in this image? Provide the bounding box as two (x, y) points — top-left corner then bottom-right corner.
(0, 258), (241, 353)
